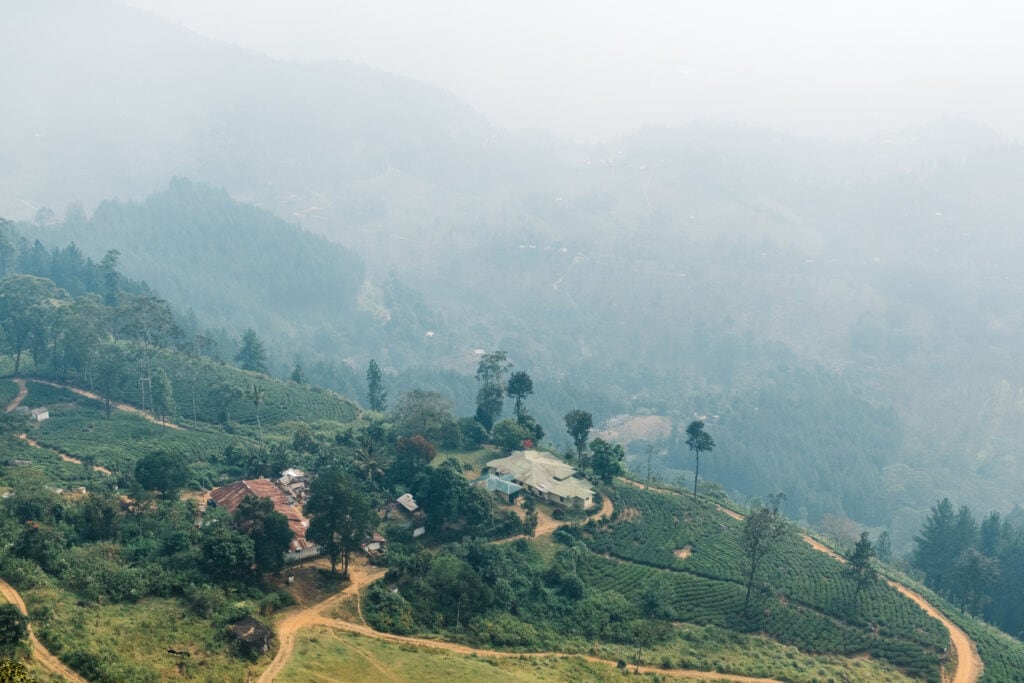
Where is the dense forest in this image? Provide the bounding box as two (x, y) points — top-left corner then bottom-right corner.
(913, 498), (1024, 638)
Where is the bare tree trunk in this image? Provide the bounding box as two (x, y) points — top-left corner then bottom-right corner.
(693, 453), (700, 497)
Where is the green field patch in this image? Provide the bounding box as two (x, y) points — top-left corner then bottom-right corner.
(0, 379), (21, 408)
(30, 407), (243, 482)
(434, 446), (496, 478)
(278, 627), (626, 683)
(1, 434), (104, 487)
(22, 583), (256, 682)
(128, 349), (361, 428)
(19, 382), (101, 411)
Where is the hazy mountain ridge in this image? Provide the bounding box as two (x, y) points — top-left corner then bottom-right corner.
(8, 0), (1024, 537)
(0, 0), (493, 222)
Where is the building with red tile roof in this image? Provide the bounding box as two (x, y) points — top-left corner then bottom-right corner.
(208, 479), (317, 559)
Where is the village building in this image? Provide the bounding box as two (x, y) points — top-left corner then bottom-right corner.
(208, 479), (318, 562)
(485, 449), (595, 508)
(361, 531), (387, 557)
(482, 472), (524, 503)
(396, 492), (418, 514)
(30, 408), (49, 422)
(386, 493), (425, 538)
(277, 468), (309, 505)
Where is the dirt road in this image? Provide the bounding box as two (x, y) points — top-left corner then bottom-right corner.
(4, 378), (27, 412)
(0, 577), (88, 683)
(18, 433), (113, 475)
(259, 497), (788, 683)
(893, 584), (982, 683)
(304, 615), (784, 682)
(498, 493), (614, 544)
(257, 561), (387, 683)
(800, 534), (982, 682)
(31, 379), (183, 429)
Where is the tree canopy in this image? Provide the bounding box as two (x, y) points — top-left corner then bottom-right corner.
(685, 420), (715, 497)
(134, 450), (191, 500)
(564, 409), (593, 465)
(304, 467), (373, 575)
(234, 328), (268, 374)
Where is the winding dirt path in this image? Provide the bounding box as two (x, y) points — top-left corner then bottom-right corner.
(30, 379), (184, 429)
(618, 477), (747, 521)
(498, 491), (614, 544)
(0, 577), (88, 683)
(304, 615), (784, 682)
(800, 534), (982, 683)
(17, 434), (113, 475)
(257, 561), (387, 683)
(894, 584), (982, 683)
(259, 495), (787, 683)
(4, 378), (27, 412)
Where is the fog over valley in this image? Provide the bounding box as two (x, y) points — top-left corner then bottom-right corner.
(3, 2), (1024, 679)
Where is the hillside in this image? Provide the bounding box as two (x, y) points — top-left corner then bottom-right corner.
(0, 262), (1021, 680)
(6, 369), (1021, 681)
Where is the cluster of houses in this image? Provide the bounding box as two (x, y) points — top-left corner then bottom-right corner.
(206, 469), (425, 563)
(208, 474), (320, 563)
(203, 448), (596, 566)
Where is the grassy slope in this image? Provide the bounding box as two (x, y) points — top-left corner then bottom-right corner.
(24, 581), (256, 683)
(279, 627), (633, 683)
(0, 357), (360, 680)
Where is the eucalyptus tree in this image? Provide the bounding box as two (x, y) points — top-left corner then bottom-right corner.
(506, 370), (534, 422)
(474, 350), (510, 430)
(151, 368), (176, 426)
(0, 274), (64, 374)
(305, 467), (374, 576)
(741, 503), (788, 611)
(564, 409), (593, 465)
(685, 420), (715, 497)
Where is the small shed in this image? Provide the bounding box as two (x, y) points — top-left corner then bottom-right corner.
(228, 616), (273, 656)
(484, 473), (523, 503)
(361, 531), (387, 557)
(396, 493), (419, 514)
(30, 408), (49, 422)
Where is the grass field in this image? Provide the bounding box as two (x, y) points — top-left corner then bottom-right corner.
(586, 623), (918, 683)
(440, 446), (498, 479)
(23, 583), (258, 683)
(277, 627), (631, 683)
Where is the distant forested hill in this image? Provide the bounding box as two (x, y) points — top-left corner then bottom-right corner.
(9, 0), (1024, 542)
(35, 179), (364, 332)
(0, 0), (493, 222)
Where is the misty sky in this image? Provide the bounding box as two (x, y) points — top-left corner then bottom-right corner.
(123, 1), (1024, 142)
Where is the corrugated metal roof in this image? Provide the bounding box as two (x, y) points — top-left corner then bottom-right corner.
(486, 450), (594, 501)
(209, 479), (314, 552)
